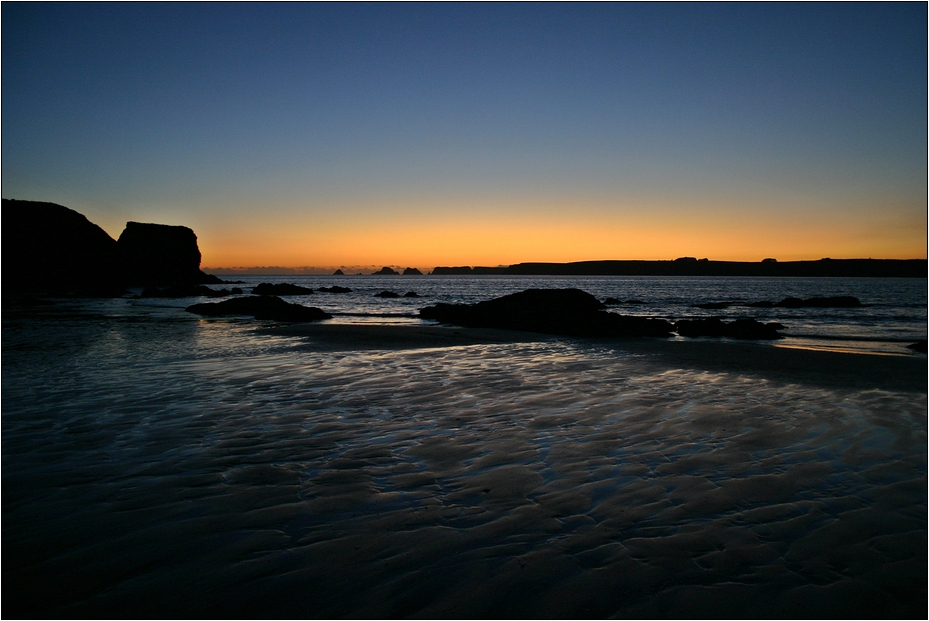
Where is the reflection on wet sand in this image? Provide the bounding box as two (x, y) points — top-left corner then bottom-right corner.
(2, 316), (926, 617)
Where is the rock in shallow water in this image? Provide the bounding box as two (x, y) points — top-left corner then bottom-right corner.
(252, 282), (314, 295)
(186, 296), (331, 322)
(419, 288), (674, 337)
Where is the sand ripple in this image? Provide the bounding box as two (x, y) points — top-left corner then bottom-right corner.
(2, 313), (926, 617)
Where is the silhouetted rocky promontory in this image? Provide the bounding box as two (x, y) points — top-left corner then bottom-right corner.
(3, 199), (222, 295)
(402, 267), (423, 275)
(186, 296), (331, 322)
(374, 267), (399, 275)
(3, 199), (123, 295)
(419, 288), (674, 338)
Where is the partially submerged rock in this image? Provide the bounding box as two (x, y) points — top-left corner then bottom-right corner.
(419, 288), (673, 337)
(674, 318), (784, 340)
(317, 286), (352, 293)
(403, 291), (421, 298)
(907, 340), (927, 353)
(252, 282), (314, 295)
(186, 296), (331, 322)
(141, 285), (234, 298)
(375, 291), (401, 298)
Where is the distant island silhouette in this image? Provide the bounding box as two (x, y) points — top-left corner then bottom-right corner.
(431, 258), (925, 278)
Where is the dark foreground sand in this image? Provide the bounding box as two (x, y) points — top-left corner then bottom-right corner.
(264, 323), (927, 393)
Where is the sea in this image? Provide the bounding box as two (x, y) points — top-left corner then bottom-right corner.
(3, 275), (926, 617)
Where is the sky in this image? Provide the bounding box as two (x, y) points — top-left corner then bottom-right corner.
(3, 3), (926, 270)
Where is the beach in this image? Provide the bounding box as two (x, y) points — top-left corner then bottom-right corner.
(3, 297), (926, 617)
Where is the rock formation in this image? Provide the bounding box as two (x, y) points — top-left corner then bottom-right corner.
(141, 285), (235, 298)
(374, 267), (399, 275)
(375, 291), (401, 298)
(419, 288), (673, 338)
(402, 267), (423, 275)
(317, 286), (352, 293)
(186, 296), (331, 322)
(3, 199), (123, 296)
(251, 282), (314, 295)
(117, 221), (220, 286)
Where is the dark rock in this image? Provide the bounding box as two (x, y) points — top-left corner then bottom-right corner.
(907, 340), (927, 353)
(403, 291), (420, 298)
(2, 198), (124, 296)
(746, 300), (775, 308)
(141, 285), (231, 298)
(186, 296), (331, 322)
(419, 288), (673, 338)
(252, 282), (314, 295)
(317, 286), (352, 293)
(230, 287), (244, 295)
(674, 317), (784, 340)
(117, 221), (217, 286)
(603, 297), (622, 305)
(431, 266), (473, 275)
(375, 291), (401, 298)
(402, 267), (423, 275)
(374, 267), (399, 275)
(773, 296), (862, 308)
(333, 269), (345, 275)
(693, 302), (732, 310)
(624, 299), (647, 305)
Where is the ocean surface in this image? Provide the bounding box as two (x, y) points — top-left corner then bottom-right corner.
(3, 275), (926, 617)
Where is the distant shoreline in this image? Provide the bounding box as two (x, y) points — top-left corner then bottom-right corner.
(206, 258), (927, 278)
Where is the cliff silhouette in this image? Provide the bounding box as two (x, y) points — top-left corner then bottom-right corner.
(3, 199), (221, 296)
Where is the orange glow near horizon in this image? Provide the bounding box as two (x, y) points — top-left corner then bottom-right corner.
(197, 204), (928, 270)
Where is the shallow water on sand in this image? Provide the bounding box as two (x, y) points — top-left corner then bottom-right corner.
(3, 304), (926, 617)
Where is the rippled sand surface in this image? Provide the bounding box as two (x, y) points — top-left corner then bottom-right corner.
(3, 308), (926, 617)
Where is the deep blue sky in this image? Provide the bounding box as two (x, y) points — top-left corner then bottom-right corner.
(3, 3), (926, 267)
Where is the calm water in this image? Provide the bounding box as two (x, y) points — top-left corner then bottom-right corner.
(3, 276), (926, 617)
(167, 274), (925, 353)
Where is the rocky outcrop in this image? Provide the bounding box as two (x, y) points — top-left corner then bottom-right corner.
(907, 340), (927, 353)
(674, 318), (784, 340)
(3, 199), (124, 296)
(402, 267), (423, 275)
(317, 286), (352, 293)
(375, 291), (401, 298)
(403, 291), (421, 298)
(419, 288), (674, 338)
(252, 282), (314, 295)
(117, 222), (220, 286)
(374, 267), (399, 275)
(333, 269), (345, 275)
(186, 296), (331, 322)
(141, 285), (236, 298)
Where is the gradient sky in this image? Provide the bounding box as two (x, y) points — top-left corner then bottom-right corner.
(3, 3), (926, 269)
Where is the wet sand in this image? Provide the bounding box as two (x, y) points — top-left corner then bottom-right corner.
(265, 322), (927, 393)
(4, 314), (926, 618)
